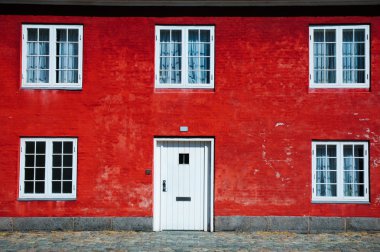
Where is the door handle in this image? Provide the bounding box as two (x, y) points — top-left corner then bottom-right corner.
(163, 180), (167, 192)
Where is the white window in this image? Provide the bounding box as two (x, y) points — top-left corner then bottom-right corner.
(155, 26), (215, 89)
(22, 24), (83, 89)
(312, 141), (369, 203)
(309, 25), (370, 88)
(19, 138), (77, 200)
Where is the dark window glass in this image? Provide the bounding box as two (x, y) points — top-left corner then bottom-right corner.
(179, 153), (189, 165)
(25, 168), (34, 180)
(53, 142), (62, 154)
(35, 155), (45, 167)
(35, 168), (45, 180)
(53, 155), (62, 167)
(63, 142), (73, 153)
(24, 182), (34, 193)
(53, 168), (61, 180)
(52, 181), (61, 193)
(35, 182), (44, 193)
(63, 168), (72, 180)
(63, 181), (72, 193)
(25, 155), (34, 167)
(36, 142), (46, 154)
(25, 142), (35, 153)
(63, 155), (72, 167)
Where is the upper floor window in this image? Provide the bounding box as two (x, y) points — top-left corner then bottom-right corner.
(22, 24), (83, 89)
(311, 141), (369, 203)
(19, 138), (77, 200)
(155, 26), (215, 89)
(309, 25), (369, 89)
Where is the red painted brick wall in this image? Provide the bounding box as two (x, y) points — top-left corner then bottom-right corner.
(1, 14), (380, 217)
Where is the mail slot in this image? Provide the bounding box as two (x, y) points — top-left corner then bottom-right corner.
(176, 197), (191, 201)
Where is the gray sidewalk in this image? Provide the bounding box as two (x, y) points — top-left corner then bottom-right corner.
(1, 231), (380, 251)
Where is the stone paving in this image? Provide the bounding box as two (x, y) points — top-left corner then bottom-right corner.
(1, 231), (380, 251)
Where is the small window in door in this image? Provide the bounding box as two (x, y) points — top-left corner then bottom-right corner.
(179, 153), (189, 164)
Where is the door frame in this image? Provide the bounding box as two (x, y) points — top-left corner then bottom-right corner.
(153, 137), (214, 232)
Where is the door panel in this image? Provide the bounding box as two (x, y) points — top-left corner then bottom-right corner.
(158, 141), (208, 230)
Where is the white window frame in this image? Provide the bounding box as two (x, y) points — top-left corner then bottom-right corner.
(19, 138), (77, 200)
(21, 24), (83, 89)
(311, 141), (369, 203)
(155, 25), (215, 89)
(309, 25), (370, 89)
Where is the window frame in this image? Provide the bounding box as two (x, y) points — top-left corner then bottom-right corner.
(21, 24), (83, 90)
(19, 137), (77, 200)
(155, 25), (215, 89)
(309, 25), (370, 89)
(311, 141), (369, 203)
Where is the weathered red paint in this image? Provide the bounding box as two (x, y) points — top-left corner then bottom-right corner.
(1, 14), (380, 218)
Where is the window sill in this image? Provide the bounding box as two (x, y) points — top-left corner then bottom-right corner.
(309, 88), (370, 94)
(21, 85), (82, 90)
(312, 200), (369, 204)
(154, 88), (215, 93)
(18, 197), (76, 201)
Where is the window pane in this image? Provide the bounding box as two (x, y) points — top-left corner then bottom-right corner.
(200, 30), (210, 42)
(53, 168), (61, 180)
(53, 142), (62, 153)
(67, 70), (78, 83)
(188, 71), (199, 84)
(327, 145), (336, 157)
(188, 43), (199, 56)
(355, 158), (364, 171)
(316, 184), (326, 196)
(325, 30), (336, 42)
(27, 70), (37, 83)
(354, 71), (365, 83)
(355, 43), (365, 55)
(354, 29), (365, 42)
(327, 170), (337, 183)
(25, 142), (35, 153)
(57, 29), (67, 42)
(68, 29), (79, 42)
(27, 28), (38, 41)
(36, 142), (46, 154)
(38, 70), (49, 83)
(57, 57), (68, 69)
(343, 30), (353, 42)
(53, 155), (62, 167)
(171, 30), (181, 42)
(344, 184), (353, 196)
(63, 168), (72, 180)
(344, 158), (353, 170)
(354, 57), (365, 69)
(27, 57), (37, 70)
(328, 158), (336, 170)
(171, 57), (181, 70)
(63, 155), (73, 167)
(354, 171), (364, 184)
(35, 155), (45, 167)
(57, 43), (68, 55)
(171, 43), (181, 56)
(63, 181), (72, 193)
(25, 168), (34, 180)
(56, 70), (67, 83)
(25, 155), (34, 167)
(35, 168), (45, 180)
(171, 71), (181, 84)
(189, 30), (199, 42)
(200, 43), (210, 56)
(316, 145), (326, 157)
(27, 43), (38, 56)
(159, 71), (169, 84)
(39, 29), (49, 41)
(68, 43), (78, 56)
(24, 182), (34, 193)
(188, 57), (199, 71)
(200, 71), (210, 84)
(160, 43), (170, 56)
(317, 171), (325, 183)
(314, 30), (324, 42)
(316, 158), (326, 170)
(52, 181), (61, 193)
(354, 145), (364, 157)
(35, 182), (44, 193)
(343, 145), (353, 157)
(344, 171), (353, 183)
(314, 43), (324, 56)
(160, 57), (170, 70)
(354, 184), (364, 197)
(64, 142), (73, 153)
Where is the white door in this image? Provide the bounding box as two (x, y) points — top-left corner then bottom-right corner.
(156, 140), (211, 231)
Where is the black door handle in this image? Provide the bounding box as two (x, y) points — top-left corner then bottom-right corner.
(163, 180), (167, 192)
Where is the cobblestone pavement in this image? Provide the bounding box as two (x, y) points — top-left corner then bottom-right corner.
(1, 231), (380, 251)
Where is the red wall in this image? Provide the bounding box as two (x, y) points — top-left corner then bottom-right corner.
(1, 14), (380, 217)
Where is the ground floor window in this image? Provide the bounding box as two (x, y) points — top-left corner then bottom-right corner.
(312, 141), (369, 203)
(19, 138), (77, 200)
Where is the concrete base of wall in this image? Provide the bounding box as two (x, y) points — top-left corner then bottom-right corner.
(215, 216), (380, 233)
(0, 217), (152, 232)
(1, 216), (380, 232)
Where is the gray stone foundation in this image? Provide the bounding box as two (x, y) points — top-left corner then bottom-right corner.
(215, 216), (380, 233)
(0, 217), (152, 231)
(1, 216), (380, 232)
